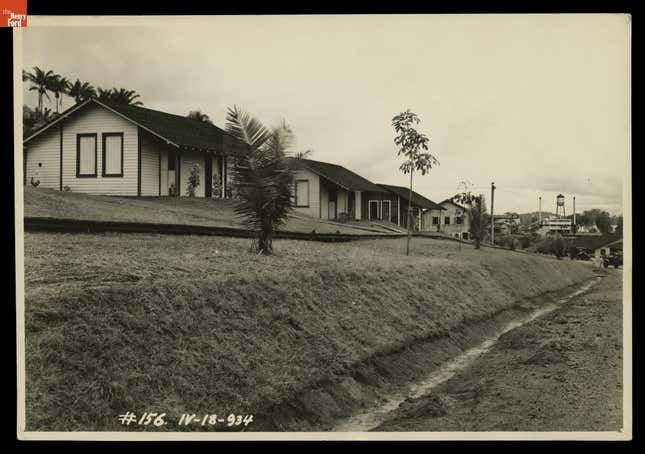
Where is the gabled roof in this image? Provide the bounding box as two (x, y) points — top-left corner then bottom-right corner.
(24, 98), (248, 156)
(298, 159), (387, 193)
(378, 184), (445, 210)
(439, 197), (466, 210)
(572, 233), (622, 251)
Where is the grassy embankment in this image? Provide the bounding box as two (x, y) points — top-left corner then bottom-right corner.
(24, 187), (394, 235)
(24, 231), (593, 431)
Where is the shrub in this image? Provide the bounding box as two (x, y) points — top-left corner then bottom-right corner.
(517, 235), (531, 249)
(552, 235), (567, 259)
(569, 246), (579, 260)
(63, 185), (71, 192)
(337, 212), (351, 223)
(186, 164), (200, 197)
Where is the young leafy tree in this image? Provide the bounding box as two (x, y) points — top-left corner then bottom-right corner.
(392, 109), (439, 255)
(595, 210), (612, 234)
(225, 106), (295, 255)
(455, 191), (488, 249)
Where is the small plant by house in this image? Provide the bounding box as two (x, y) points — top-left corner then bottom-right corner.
(186, 164), (201, 197)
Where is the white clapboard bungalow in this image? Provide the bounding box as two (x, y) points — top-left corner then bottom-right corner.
(291, 158), (393, 222)
(23, 98), (247, 197)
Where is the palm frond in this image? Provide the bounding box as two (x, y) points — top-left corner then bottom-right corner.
(226, 106), (296, 255)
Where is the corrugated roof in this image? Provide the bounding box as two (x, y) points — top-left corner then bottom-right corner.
(378, 184), (445, 210)
(298, 159), (388, 193)
(24, 98), (248, 156)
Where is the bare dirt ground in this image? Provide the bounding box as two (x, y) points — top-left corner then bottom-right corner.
(377, 269), (624, 432)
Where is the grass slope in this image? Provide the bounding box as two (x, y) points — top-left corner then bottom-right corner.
(24, 234), (592, 430)
(24, 187), (392, 235)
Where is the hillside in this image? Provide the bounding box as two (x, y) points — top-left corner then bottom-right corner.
(23, 187), (396, 235)
(24, 232), (593, 431)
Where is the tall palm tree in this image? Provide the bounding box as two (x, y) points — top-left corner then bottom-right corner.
(294, 149), (314, 159)
(68, 79), (97, 104)
(22, 66), (57, 114)
(97, 87), (112, 102)
(187, 110), (213, 124)
(108, 87), (144, 106)
(225, 106), (296, 255)
(48, 75), (71, 113)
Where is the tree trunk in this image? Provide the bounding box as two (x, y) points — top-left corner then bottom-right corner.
(406, 169), (414, 256)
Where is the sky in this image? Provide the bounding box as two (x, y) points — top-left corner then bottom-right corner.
(20, 14), (631, 215)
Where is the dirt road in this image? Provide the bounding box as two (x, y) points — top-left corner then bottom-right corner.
(377, 270), (624, 432)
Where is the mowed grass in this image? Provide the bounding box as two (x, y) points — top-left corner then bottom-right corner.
(24, 233), (593, 431)
(24, 187), (392, 235)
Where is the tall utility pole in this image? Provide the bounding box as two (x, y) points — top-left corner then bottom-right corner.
(538, 196), (542, 225)
(573, 195), (577, 235)
(490, 182), (496, 244)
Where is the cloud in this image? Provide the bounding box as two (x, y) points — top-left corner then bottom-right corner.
(20, 16), (630, 215)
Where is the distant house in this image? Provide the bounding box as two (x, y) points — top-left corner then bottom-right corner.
(378, 184), (445, 231)
(572, 233), (622, 258)
(493, 214), (521, 235)
(291, 159), (393, 222)
(23, 98), (247, 197)
(439, 198), (471, 240)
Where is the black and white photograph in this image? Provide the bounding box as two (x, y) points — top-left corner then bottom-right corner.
(14, 12), (631, 441)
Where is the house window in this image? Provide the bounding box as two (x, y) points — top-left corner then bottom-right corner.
(102, 133), (124, 177)
(456, 216), (463, 225)
(432, 216), (439, 225)
(295, 180), (310, 207)
(444, 216), (451, 225)
(462, 232), (469, 240)
(76, 133), (97, 177)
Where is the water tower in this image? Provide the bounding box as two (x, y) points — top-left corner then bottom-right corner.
(556, 193), (566, 218)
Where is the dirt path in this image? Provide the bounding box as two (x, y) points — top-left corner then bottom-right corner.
(376, 270), (624, 432)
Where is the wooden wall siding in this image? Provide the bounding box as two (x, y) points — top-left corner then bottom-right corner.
(439, 202), (470, 235)
(179, 150), (206, 197)
(140, 131), (162, 196)
(291, 168), (320, 218)
(61, 103), (138, 195)
(24, 128), (60, 189)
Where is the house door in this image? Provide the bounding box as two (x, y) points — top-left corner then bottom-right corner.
(348, 191), (355, 219)
(328, 189), (337, 220)
(168, 150), (179, 196)
(369, 201), (379, 220)
(382, 201), (391, 222)
(204, 155), (213, 198)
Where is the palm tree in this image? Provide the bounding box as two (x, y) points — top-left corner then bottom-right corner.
(108, 87), (144, 106)
(22, 66), (57, 114)
(187, 110), (213, 124)
(225, 106), (296, 255)
(68, 79), (97, 103)
(294, 149), (314, 159)
(48, 75), (71, 113)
